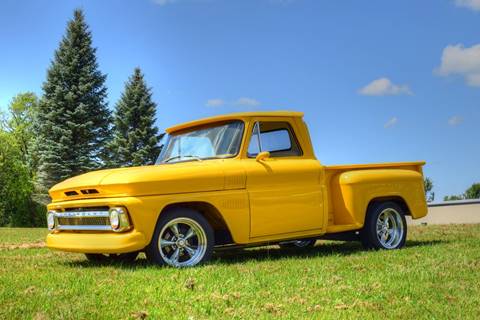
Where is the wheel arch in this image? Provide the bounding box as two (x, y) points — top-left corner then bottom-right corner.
(159, 201), (234, 246)
(366, 196), (411, 216)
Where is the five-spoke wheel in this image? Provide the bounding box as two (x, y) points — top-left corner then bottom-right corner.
(146, 208), (214, 267)
(361, 201), (407, 250)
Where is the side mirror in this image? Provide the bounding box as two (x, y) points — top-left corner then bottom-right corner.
(255, 151), (270, 162)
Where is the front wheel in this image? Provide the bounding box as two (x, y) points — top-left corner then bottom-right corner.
(146, 208), (214, 267)
(361, 201), (407, 250)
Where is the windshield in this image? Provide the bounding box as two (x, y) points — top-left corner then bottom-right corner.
(156, 121), (244, 164)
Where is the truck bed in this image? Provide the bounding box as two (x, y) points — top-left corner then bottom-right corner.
(323, 161), (427, 233)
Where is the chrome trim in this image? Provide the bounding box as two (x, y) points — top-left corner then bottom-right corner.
(56, 225), (113, 231)
(56, 211), (110, 218)
(255, 122), (263, 152)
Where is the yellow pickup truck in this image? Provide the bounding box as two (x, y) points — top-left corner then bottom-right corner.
(46, 111), (428, 267)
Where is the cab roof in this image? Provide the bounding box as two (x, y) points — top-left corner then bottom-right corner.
(166, 110), (304, 133)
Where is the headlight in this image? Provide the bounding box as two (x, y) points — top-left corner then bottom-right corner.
(109, 207), (130, 231)
(47, 211), (56, 230)
(109, 208), (120, 230)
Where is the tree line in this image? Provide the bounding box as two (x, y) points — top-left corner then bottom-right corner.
(0, 9), (162, 227)
(444, 183), (480, 201)
(424, 178), (480, 202)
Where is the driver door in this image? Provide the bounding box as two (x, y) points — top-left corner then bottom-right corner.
(244, 119), (324, 238)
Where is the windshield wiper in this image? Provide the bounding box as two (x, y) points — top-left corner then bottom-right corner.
(163, 155), (203, 163)
(201, 154), (235, 160)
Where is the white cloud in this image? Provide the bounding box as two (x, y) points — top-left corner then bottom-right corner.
(435, 44), (480, 86)
(384, 117), (398, 128)
(358, 78), (412, 96)
(233, 97), (261, 107)
(448, 115), (463, 126)
(454, 0), (480, 11)
(205, 98), (225, 107)
(152, 0), (177, 6)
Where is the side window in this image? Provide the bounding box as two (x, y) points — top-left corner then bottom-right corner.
(247, 121), (302, 157)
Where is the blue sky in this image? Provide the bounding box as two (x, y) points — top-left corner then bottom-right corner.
(0, 0), (479, 199)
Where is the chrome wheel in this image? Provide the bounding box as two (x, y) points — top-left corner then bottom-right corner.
(376, 208), (404, 249)
(157, 217), (208, 267)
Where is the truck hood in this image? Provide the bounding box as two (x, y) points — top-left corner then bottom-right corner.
(49, 160), (226, 202)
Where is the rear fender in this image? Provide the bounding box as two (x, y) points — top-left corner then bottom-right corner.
(331, 169), (428, 226)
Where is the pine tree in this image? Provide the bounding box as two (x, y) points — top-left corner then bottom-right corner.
(35, 9), (111, 193)
(109, 68), (162, 167)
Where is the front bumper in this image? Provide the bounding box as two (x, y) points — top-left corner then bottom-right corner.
(46, 230), (147, 254)
(46, 196), (160, 254)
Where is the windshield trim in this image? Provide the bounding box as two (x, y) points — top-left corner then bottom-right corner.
(156, 120), (245, 165)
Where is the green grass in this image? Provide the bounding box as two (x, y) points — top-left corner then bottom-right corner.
(1, 224), (479, 319)
(0, 228), (48, 244)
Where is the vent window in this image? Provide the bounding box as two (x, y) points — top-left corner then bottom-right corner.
(65, 191), (79, 196)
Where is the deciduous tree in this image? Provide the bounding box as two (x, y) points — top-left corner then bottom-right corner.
(464, 183), (480, 199)
(424, 177), (434, 202)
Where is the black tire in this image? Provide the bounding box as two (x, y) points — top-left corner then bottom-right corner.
(85, 252), (138, 263)
(279, 238), (316, 249)
(361, 201), (407, 250)
(145, 208), (214, 267)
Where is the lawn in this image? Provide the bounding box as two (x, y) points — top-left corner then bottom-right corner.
(0, 224), (479, 319)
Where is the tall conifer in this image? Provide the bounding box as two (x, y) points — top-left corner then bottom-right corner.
(109, 68), (161, 167)
(36, 9), (111, 192)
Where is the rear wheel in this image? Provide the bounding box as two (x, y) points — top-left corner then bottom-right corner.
(146, 208), (214, 267)
(361, 201), (407, 250)
(279, 238), (316, 249)
(85, 252), (138, 263)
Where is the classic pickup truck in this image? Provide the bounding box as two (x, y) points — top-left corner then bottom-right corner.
(46, 111), (428, 267)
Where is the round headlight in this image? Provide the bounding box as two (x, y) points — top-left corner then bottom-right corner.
(109, 209), (120, 230)
(47, 211), (56, 230)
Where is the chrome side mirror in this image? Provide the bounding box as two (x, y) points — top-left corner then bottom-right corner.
(255, 151), (270, 162)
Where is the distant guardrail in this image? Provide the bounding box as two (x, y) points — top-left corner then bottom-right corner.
(428, 199), (480, 207)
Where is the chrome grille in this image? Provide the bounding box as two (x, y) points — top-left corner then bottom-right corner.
(57, 217), (109, 226)
(55, 210), (112, 231)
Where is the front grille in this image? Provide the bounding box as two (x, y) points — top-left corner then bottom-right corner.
(57, 217), (109, 226)
(55, 209), (112, 231)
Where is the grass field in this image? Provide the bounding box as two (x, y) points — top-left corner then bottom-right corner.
(1, 224), (479, 319)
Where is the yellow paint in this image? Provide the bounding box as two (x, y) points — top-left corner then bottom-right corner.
(46, 111), (428, 253)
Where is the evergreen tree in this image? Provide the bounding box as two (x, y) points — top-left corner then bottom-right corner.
(35, 9), (111, 193)
(109, 68), (162, 167)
